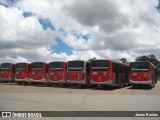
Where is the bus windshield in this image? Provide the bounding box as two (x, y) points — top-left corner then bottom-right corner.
(130, 62), (149, 71)
(15, 63), (26, 70)
(68, 61), (84, 70)
(1, 63), (10, 70)
(49, 62), (63, 70)
(30, 62), (43, 70)
(91, 60), (110, 70)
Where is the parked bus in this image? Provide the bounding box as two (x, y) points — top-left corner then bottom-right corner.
(48, 62), (67, 84)
(30, 62), (48, 83)
(0, 65), (1, 81)
(90, 60), (129, 87)
(15, 63), (30, 84)
(0, 63), (15, 82)
(129, 61), (157, 88)
(66, 60), (90, 87)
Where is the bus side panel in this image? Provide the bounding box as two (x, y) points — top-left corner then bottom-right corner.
(112, 63), (129, 86)
(0, 65), (1, 80)
(64, 62), (67, 80)
(42, 63), (47, 80)
(110, 61), (114, 81)
(126, 66), (129, 84)
(27, 64), (30, 79)
(112, 63), (119, 84)
(10, 64), (15, 81)
(151, 65), (157, 84)
(86, 63), (90, 84)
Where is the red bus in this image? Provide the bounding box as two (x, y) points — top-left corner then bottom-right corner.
(90, 60), (129, 87)
(15, 63), (30, 84)
(0, 63), (15, 82)
(30, 62), (48, 83)
(66, 60), (90, 87)
(0, 65), (1, 82)
(48, 62), (67, 84)
(129, 61), (157, 88)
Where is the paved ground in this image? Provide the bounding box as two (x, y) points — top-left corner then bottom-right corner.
(0, 82), (160, 120)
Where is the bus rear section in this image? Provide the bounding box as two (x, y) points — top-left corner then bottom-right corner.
(66, 60), (90, 87)
(0, 63), (15, 82)
(15, 63), (30, 84)
(90, 60), (129, 87)
(129, 61), (157, 88)
(30, 62), (47, 83)
(48, 62), (67, 84)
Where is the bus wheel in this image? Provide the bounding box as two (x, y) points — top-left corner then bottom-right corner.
(120, 84), (124, 88)
(132, 85), (137, 88)
(149, 80), (155, 88)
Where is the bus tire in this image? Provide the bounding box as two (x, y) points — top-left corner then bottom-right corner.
(132, 84), (137, 88)
(120, 80), (124, 88)
(149, 80), (155, 88)
(120, 83), (124, 88)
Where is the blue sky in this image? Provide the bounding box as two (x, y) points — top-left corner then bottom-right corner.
(157, 0), (160, 10)
(23, 11), (72, 55)
(53, 37), (72, 55)
(22, 11), (89, 56)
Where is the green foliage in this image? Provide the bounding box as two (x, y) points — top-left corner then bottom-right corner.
(120, 58), (127, 63)
(88, 57), (96, 62)
(135, 54), (160, 74)
(135, 54), (159, 67)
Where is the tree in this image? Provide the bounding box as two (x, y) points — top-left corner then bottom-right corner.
(135, 54), (160, 73)
(120, 58), (127, 63)
(88, 57), (96, 62)
(135, 54), (159, 66)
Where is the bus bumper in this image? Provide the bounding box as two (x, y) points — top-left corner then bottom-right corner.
(129, 80), (152, 85)
(90, 80), (114, 86)
(47, 79), (66, 84)
(0, 78), (13, 82)
(66, 79), (86, 84)
(15, 78), (30, 82)
(30, 78), (47, 83)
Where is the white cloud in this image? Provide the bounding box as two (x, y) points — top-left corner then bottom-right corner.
(0, 0), (160, 63)
(0, 5), (58, 63)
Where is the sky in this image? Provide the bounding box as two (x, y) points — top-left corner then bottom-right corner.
(0, 0), (160, 63)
